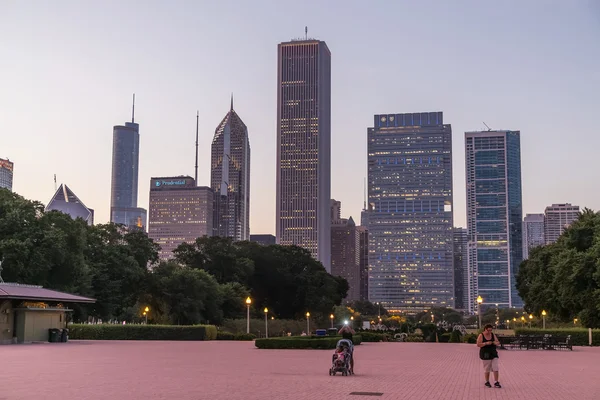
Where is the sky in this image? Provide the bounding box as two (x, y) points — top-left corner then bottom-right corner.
(1, 0), (599, 234)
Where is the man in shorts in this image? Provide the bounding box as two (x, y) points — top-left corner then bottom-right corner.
(477, 324), (501, 388)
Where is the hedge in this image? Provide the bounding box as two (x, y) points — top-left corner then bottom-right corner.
(69, 324), (217, 341)
(255, 335), (362, 349)
(514, 328), (600, 346)
(360, 332), (390, 342)
(217, 331), (235, 340)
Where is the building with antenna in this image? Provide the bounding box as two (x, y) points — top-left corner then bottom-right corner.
(45, 184), (94, 225)
(210, 96), (251, 241)
(276, 37), (331, 272)
(110, 95), (147, 231)
(465, 129), (523, 311)
(0, 158), (13, 191)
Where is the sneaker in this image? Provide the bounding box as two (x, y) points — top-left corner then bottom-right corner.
(485, 382), (492, 388)
(494, 382), (502, 388)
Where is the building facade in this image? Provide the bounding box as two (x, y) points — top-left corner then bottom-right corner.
(544, 203), (580, 245)
(249, 234), (276, 246)
(110, 101), (146, 231)
(211, 99), (251, 241)
(331, 217), (362, 302)
(465, 130), (523, 312)
(523, 213), (545, 259)
(276, 39), (331, 272)
(148, 176), (213, 260)
(453, 228), (468, 310)
(358, 225), (369, 301)
(45, 184), (94, 225)
(0, 158), (14, 191)
(367, 112), (454, 312)
(331, 199), (342, 224)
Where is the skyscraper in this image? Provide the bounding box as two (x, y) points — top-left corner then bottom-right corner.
(453, 228), (468, 310)
(148, 176), (213, 260)
(0, 158), (13, 191)
(544, 203), (580, 245)
(368, 112), (454, 312)
(276, 38), (331, 272)
(331, 199), (342, 224)
(523, 213), (545, 259)
(45, 184), (94, 225)
(211, 97), (251, 241)
(331, 216), (361, 301)
(465, 130), (523, 312)
(357, 225), (369, 301)
(110, 96), (146, 231)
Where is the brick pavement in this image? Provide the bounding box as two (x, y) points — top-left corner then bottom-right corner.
(2, 341), (599, 400)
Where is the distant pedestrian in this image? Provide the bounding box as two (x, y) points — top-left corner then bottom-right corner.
(477, 324), (501, 388)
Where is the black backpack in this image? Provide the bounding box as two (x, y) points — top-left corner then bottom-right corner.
(479, 333), (499, 360)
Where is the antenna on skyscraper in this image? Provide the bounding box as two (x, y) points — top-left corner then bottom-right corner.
(305, 26), (308, 40)
(54, 174), (57, 192)
(195, 111), (199, 185)
(132, 93), (136, 123)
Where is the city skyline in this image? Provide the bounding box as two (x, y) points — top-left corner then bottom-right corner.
(2, 2), (599, 237)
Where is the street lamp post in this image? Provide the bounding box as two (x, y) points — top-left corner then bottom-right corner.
(330, 314), (334, 328)
(542, 310), (547, 330)
(144, 306), (149, 324)
(529, 314), (533, 328)
(350, 316), (354, 328)
(264, 308), (269, 338)
(306, 312), (310, 334)
(505, 319), (510, 329)
(520, 316), (525, 327)
(246, 297), (252, 334)
(431, 312), (434, 323)
(476, 296), (483, 329)
(574, 318), (578, 326)
(376, 302), (381, 318)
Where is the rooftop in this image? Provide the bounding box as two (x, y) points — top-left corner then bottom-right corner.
(0, 282), (95, 303)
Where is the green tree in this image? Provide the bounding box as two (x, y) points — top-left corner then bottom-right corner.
(517, 209), (600, 328)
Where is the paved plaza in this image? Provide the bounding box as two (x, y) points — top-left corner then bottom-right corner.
(2, 341), (599, 400)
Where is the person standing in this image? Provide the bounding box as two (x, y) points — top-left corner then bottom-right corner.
(477, 324), (501, 388)
(338, 324), (356, 373)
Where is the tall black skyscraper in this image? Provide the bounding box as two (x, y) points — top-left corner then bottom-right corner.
(110, 95), (146, 231)
(276, 38), (331, 272)
(210, 97), (251, 240)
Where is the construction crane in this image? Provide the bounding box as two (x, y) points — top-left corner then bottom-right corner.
(483, 122), (492, 131)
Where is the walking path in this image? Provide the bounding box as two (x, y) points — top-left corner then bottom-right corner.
(2, 341), (599, 399)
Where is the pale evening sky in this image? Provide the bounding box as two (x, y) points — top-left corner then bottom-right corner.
(1, 0), (599, 234)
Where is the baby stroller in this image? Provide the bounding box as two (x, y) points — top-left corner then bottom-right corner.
(329, 339), (353, 376)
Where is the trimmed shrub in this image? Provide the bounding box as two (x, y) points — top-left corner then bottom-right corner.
(255, 335), (362, 349)
(360, 332), (385, 342)
(463, 333), (478, 344)
(68, 324), (217, 340)
(234, 333), (257, 341)
(514, 328), (600, 346)
(217, 331), (235, 340)
(449, 330), (462, 343)
(439, 333), (452, 343)
(404, 334), (424, 342)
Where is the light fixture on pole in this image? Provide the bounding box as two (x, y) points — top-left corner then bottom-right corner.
(306, 312), (310, 334)
(529, 314), (533, 328)
(574, 318), (578, 325)
(520, 315), (526, 327)
(506, 319), (510, 329)
(330, 314), (334, 328)
(144, 306), (150, 324)
(541, 310), (547, 329)
(245, 297), (252, 334)
(431, 312), (434, 323)
(476, 296), (483, 329)
(376, 302), (381, 318)
(264, 307), (269, 338)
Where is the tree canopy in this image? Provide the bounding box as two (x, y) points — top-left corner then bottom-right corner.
(517, 209), (600, 328)
(0, 189), (348, 325)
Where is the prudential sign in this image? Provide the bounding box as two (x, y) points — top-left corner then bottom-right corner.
(153, 179), (189, 188)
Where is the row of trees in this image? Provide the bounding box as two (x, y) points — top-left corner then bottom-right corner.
(517, 209), (600, 328)
(0, 190), (348, 325)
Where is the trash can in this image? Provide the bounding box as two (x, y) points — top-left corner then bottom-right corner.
(61, 328), (69, 343)
(48, 328), (60, 343)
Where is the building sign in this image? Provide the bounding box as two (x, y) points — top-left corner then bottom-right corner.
(0, 159), (13, 172)
(151, 178), (194, 189)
